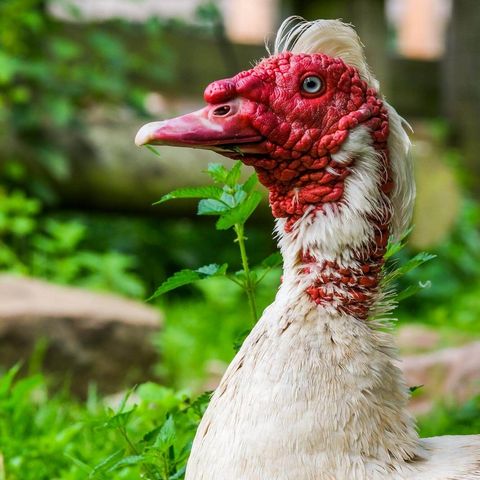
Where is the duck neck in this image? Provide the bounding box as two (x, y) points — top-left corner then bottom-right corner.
(264, 125), (420, 463)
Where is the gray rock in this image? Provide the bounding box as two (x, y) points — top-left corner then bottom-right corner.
(400, 342), (480, 414)
(0, 274), (162, 396)
(396, 324), (441, 354)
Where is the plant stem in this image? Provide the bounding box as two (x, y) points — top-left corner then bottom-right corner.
(234, 223), (258, 324)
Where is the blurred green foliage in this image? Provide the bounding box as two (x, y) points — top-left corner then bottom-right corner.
(0, 365), (209, 480)
(397, 200), (480, 333)
(418, 394), (480, 437)
(156, 271), (280, 389)
(0, 0), (172, 200)
(0, 180), (145, 297)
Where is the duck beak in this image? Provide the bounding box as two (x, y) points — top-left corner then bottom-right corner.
(135, 101), (263, 152)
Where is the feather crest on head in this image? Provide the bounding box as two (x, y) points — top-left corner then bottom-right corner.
(270, 16), (415, 239)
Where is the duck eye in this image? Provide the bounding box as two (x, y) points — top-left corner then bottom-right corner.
(301, 76), (323, 94)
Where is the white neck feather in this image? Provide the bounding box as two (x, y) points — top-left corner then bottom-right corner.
(261, 124), (419, 465)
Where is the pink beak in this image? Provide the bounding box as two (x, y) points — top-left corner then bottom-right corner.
(135, 99), (263, 151)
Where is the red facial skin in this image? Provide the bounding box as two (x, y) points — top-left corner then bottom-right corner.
(139, 52), (393, 318)
(203, 52), (391, 231)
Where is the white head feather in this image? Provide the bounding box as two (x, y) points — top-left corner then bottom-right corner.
(271, 16), (415, 239)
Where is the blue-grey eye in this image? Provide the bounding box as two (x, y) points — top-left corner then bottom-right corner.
(301, 76), (323, 94)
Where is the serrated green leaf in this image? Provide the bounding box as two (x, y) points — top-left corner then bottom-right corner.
(197, 198), (229, 216)
(260, 252), (282, 269)
(215, 191), (262, 230)
(107, 455), (143, 472)
(384, 240), (403, 260)
(196, 263), (227, 275)
(233, 328), (252, 353)
(234, 269), (247, 282)
(225, 161), (242, 186)
(145, 145), (162, 157)
(206, 163), (228, 182)
(409, 385), (424, 395)
(242, 173), (258, 193)
(398, 252), (436, 275)
(384, 227), (414, 260)
(396, 281), (431, 302)
(154, 186), (223, 205)
(189, 391), (212, 416)
(169, 466), (187, 480)
(90, 449), (125, 477)
(386, 253), (436, 282)
(148, 263), (228, 300)
(154, 415), (176, 450)
(103, 407), (137, 429)
(232, 187), (247, 205)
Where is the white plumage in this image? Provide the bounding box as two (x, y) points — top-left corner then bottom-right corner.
(183, 18), (480, 480)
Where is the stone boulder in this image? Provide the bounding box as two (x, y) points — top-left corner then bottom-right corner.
(0, 275), (162, 396)
(396, 324), (441, 354)
(400, 342), (480, 414)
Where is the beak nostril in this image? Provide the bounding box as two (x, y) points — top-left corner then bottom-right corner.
(213, 105), (231, 117)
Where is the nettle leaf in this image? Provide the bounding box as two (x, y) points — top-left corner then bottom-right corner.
(397, 281), (432, 302)
(206, 163), (228, 183)
(197, 198), (229, 216)
(149, 263), (228, 300)
(145, 145), (161, 157)
(233, 329), (252, 353)
(234, 270), (247, 282)
(225, 161), (242, 187)
(232, 187), (247, 205)
(188, 391), (212, 417)
(215, 191), (262, 230)
(169, 466), (187, 480)
(242, 173), (258, 193)
(90, 449), (125, 477)
(155, 186), (223, 205)
(395, 252), (437, 277)
(260, 252), (282, 269)
(384, 227), (414, 260)
(103, 407), (137, 429)
(107, 455), (143, 472)
(384, 252), (437, 286)
(196, 264), (227, 275)
(154, 415), (176, 450)
(409, 385), (424, 395)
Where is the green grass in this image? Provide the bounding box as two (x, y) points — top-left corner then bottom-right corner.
(418, 395), (480, 437)
(0, 365), (209, 480)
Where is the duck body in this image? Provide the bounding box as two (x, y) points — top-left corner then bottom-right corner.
(136, 17), (480, 480)
(186, 297), (480, 479)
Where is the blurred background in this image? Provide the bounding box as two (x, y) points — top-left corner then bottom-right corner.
(1, 0), (480, 477)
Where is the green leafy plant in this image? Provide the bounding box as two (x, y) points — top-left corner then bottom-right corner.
(383, 231), (436, 303)
(0, 186), (145, 298)
(394, 201), (480, 333)
(150, 161), (281, 325)
(0, 365), (209, 480)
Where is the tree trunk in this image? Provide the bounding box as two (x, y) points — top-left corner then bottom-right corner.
(444, 0), (480, 198)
